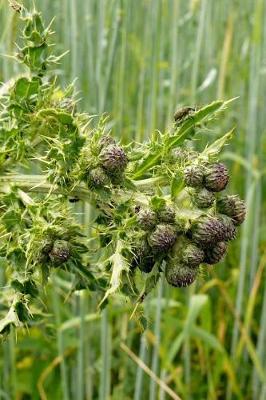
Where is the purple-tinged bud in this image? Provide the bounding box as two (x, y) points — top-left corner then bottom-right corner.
(217, 195), (246, 226)
(191, 217), (224, 247)
(131, 240), (155, 273)
(159, 205), (176, 224)
(100, 144), (128, 174)
(191, 188), (215, 209)
(165, 262), (197, 287)
(204, 241), (227, 265)
(49, 240), (70, 266)
(184, 165), (204, 187)
(204, 163), (229, 192)
(218, 215), (236, 241)
(138, 256), (155, 273)
(137, 209), (157, 231)
(182, 243), (205, 268)
(87, 167), (109, 189)
(149, 224), (177, 253)
(38, 240), (53, 264)
(99, 135), (116, 149)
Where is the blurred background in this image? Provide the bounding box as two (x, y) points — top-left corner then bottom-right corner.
(0, 0), (266, 399)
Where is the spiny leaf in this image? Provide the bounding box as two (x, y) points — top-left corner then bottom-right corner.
(99, 240), (130, 307)
(200, 128), (235, 159)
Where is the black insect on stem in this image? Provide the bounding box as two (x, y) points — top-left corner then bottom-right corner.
(174, 106), (196, 124)
(69, 196), (80, 203)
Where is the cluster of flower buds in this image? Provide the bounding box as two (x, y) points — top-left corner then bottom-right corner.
(131, 158), (246, 289)
(132, 202), (178, 273)
(82, 134), (128, 191)
(163, 160), (245, 287)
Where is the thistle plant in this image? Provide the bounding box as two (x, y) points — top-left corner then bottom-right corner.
(0, 4), (246, 337)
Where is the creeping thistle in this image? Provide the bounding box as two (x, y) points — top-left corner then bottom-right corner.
(0, 4), (246, 337)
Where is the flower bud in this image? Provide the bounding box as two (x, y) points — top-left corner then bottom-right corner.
(204, 163), (229, 192)
(182, 243), (205, 268)
(204, 241), (227, 264)
(131, 240), (155, 273)
(99, 135), (116, 149)
(172, 148), (188, 161)
(100, 144), (128, 174)
(138, 256), (155, 273)
(148, 224), (177, 253)
(191, 217), (224, 247)
(49, 240), (70, 266)
(191, 188), (215, 209)
(165, 262), (197, 287)
(184, 165), (204, 187)
(38, 240), (53, 264)
(158, 205), (176, 224)
(137, 209), (157, 231)
(217, 195), (246, 226)
(87, 167), (109, 189)
(218, 215), (236, 241)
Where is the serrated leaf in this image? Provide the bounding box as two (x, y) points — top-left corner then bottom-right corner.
(99, 241), (130, 307)
(200, 128), (235, 159)
(132, 150), (162, 179)
(11, 77), (40, 100)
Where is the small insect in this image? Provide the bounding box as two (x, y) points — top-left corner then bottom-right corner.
(69, 196), (80, 203)
(174, 106), (196, 124)
(9, 1), (22, 12)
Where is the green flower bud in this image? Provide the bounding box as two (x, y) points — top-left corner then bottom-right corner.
(182, 243), (205, 268)
(87, 167), (109, 189)
(184, 165), (204, 187)
(158, 205), (176, 224)
(100, 144), (128, 174)
(49, 240), (70, 266)
(218, 214), (236, 241)
(138, 256), (155, 273)
(99, 135), (116, 149)
(171, 148), (189, 163)
(38, 240), (53, 264)
(217, 195), (246, 226)
(148, 224), (177, 253)
(191, 188), (215, 209)
(191, 217), (224, 247)
(137, 209), (157, 231)
(165, 262), (197, 287)
(204, 163), (229, 192)
(204, 241), (227, 264)
(131, 240), (155, 273)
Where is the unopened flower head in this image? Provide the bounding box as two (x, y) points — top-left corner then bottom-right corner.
(165, 262), (198, 287)
(204, 241), (227, 265)
(149, 224), (177, 253)
(204, 162), (229, 192)
(184, 165), (204, 187)
(217, 195), (246, 225)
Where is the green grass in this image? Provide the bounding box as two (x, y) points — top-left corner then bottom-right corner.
(0, 0), (266, 399)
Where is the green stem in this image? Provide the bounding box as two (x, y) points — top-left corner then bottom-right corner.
(0, 174), (165, 206)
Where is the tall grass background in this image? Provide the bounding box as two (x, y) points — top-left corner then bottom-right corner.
(0, 0), (266, 399)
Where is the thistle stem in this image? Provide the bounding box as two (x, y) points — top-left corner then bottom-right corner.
(0, 174), (163, 205)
